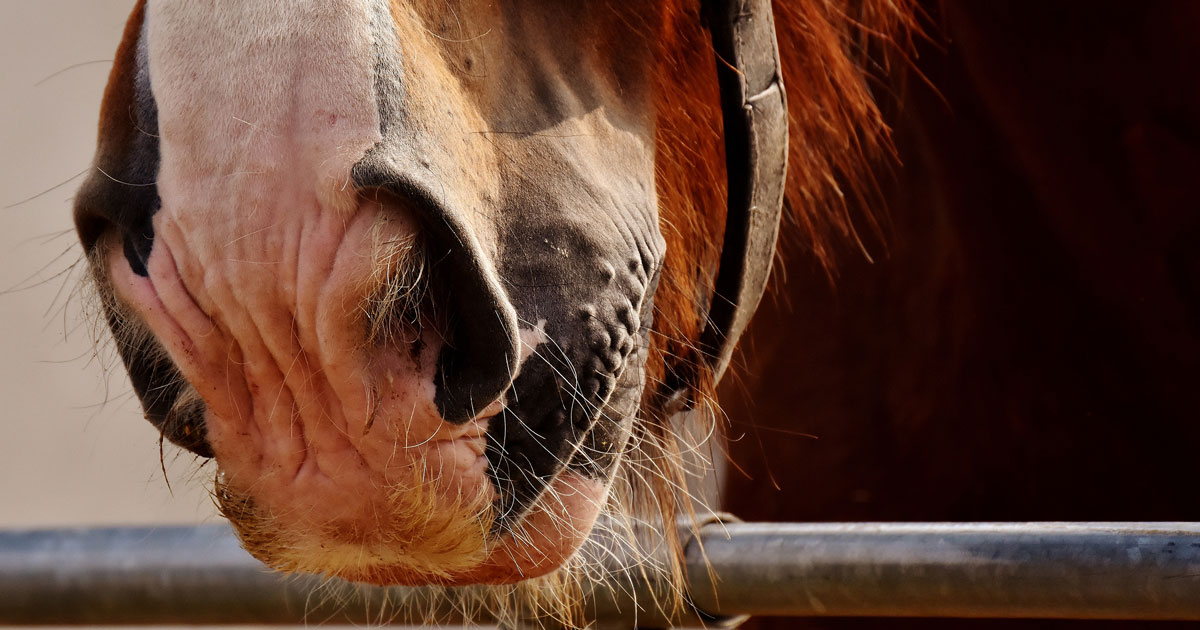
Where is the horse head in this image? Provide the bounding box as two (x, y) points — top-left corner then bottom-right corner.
(74, 0), (908, 597)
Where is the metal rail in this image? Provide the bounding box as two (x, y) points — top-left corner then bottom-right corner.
(4, 522), (1200, 626)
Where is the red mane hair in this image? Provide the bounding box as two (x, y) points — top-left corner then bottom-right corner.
(649, 0), (918, 396)
(632, 0), (917, 559)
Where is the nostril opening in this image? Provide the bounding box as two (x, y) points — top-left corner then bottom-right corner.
(121, 204), (158, 277)
(348, 177), (521, 426)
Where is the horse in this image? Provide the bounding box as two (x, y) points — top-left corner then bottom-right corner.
(79, 0), (1200, 628)
(74, 0), (915, 620)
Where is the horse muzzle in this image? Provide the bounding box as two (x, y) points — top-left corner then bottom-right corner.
(74, 0), (666, 585)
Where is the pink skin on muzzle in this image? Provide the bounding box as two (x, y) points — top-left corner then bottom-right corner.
(107, 194), (607, 584)
(91, 0), (636, 585)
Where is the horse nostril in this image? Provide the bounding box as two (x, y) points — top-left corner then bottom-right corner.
(433, 282), (521, 423)
(121, 211), (157, 277)
(351, 174), (521, 426)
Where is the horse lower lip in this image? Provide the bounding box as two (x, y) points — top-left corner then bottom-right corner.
(431, 433), (487, 458)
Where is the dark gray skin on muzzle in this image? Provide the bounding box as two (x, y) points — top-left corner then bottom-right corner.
(75, 2), (666, 530)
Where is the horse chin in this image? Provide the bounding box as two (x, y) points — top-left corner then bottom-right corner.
(214, 452), (605, 586)
(334, 471), (606, 586)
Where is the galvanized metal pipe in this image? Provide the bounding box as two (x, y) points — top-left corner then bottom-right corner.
(0, 524), (366, 626)
(0, 523), (698, 628)
(687, 522), (1200, 621)
(3, 522), (1200, 626)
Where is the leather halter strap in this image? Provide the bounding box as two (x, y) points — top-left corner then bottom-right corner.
(697, 0), (789, 385)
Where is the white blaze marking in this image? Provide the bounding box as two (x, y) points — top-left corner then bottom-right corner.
(146, 0), (389, 213)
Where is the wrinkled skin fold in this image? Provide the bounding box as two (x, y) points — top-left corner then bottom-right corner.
(76, 0), (671, 585)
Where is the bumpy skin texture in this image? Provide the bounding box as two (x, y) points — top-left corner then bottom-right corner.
(76, 0), (667, 585)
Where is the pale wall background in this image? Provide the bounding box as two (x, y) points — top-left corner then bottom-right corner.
(0, 1), (217, 528)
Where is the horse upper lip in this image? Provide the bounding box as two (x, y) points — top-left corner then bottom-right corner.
(473, 398), (505, 421)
